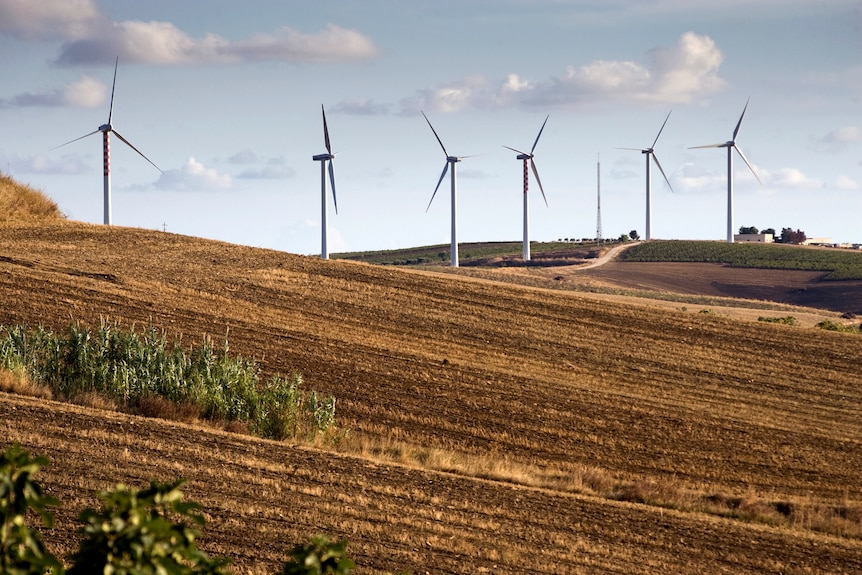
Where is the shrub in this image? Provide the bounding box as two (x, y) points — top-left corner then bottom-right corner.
(67, 479), (231, 575)
(758, 316), (797, 325)
(278, 535), (355, 575)
(0, 444), (63, 575)
(815, 320), (861, 333)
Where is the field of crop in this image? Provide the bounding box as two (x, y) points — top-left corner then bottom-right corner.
(620, 240), (862, 280)
(2, 221), (862, 574)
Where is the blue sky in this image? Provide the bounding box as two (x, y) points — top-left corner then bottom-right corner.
(1, 0), (860, 254)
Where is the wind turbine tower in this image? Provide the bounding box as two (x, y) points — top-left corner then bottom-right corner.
(312, 105), (338, 259)
(617, 111), (673, 240)
(52, 57), (162, 225)
(596, 154), (603, 246)
(422, 111), (471, 268)
(504, 115), (549, 262)
(689, 98), (761, 243)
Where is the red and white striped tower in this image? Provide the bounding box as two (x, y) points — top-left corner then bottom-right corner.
(522, 158), (530, 261)
(504, 115), (549, 263)
(102, 129), (111, 225)
(50, 58), (162, 228)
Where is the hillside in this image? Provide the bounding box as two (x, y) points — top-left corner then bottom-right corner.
(0, 173), (64, 222)
(2, 221), (862, 573)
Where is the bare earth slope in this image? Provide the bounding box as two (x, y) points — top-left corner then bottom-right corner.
(2, 222), (861, 573)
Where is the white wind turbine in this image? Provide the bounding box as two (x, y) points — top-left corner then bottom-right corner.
(422, 111), (472, 268)
(504, 115), (549, 261)
(689, 98), (762, 243)
(617, 111), (673, 241)
(312, 105), (338, 259)
(52, 57), (162, 226)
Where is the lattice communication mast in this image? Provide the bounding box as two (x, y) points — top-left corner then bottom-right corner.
(596, 153), (603, 246)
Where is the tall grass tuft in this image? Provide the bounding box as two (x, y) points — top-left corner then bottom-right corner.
(0, 322), (337, 441)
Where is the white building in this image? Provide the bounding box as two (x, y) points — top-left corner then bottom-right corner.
(733, 233), (774, 243)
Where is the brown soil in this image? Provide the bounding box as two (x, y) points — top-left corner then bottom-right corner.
(2, 222), (861, 574)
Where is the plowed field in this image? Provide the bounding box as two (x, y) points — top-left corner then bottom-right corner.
(2, 222), (861, 574)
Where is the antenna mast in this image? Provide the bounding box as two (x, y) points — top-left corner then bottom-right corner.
(596, 153), (603, 246)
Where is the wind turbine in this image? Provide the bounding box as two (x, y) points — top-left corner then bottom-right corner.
(312, 105), (338, 259)
(617, 111), (673, 241)
(689, 98), (762, 243)
(504, 115), (549, 261)
(422, 111), (471, 268)
(52, 57), (162, 226)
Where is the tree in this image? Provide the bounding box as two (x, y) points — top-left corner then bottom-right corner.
(738, 226), (759, 235)
(762, 227), (776, 237)
(629, 230), (640, 241)
(780, 227), (807, 244)
(618, 233), (630, 243)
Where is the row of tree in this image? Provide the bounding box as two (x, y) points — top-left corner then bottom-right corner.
(738, 226), (807, 244)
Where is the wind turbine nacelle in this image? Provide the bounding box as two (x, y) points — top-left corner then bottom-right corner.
(99, 124), (111, 132)
(447, 156), (461, 163)
(516, 153), (532, 160)
(312, 153), (333, 161)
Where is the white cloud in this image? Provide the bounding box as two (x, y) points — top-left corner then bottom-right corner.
(55, 21), (381, 66)
(814, 126), (861, 153)
(153, 157), (233, 191)
(0, 0), (380, 66)
(333, 99), (391, 116)
(403, 32), (725, 113)
(0, 75), (106, 108)
(1, 152), (89, 175)
(0, 0), (100, 41)
(834, 175), (859, 190)
(759, 167), (823, 190)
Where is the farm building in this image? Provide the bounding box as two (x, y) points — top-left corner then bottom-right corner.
(733, 233), (774, 243)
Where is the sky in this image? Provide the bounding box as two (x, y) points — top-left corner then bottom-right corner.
(1, 0), (860, 255)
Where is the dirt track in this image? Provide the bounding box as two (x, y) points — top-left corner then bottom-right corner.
(2, 222), (862, 573)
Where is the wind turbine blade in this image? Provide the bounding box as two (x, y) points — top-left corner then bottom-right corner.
(426, 162), (449, 212)
(107, 57), (118, 125)
(651, 153), (674, 193)
(732, 97), (750, 142)
(651, 110), (672, 149)
(422, 111), (448, 157)
(530, 114), (549, 154)
(734, 145), (762, 185)
(50, 129), (101, 150)
(530, 159), (548, 207)
(328, 159), (338, 214)
(112, 130), (163, 173)
(322, 105), (332, 155)
(688, 143), (726, 149)
(614, 147), (644, 151)
(503, 145), (528, 155)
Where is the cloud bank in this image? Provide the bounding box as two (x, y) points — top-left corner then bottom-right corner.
(393, 32), (725, 114)
(0, 0), (381, 66)
(0, 76), (106, 108)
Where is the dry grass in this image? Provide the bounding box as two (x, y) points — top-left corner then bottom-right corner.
(0, 174), (64, 222)
(0, 369), (53, 399)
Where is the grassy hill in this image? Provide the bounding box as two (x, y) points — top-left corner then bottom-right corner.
(0, 172), (64, 222)
(1, 176), (861, 573)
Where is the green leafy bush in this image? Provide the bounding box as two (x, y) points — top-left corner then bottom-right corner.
(815, 320), (861, 333)
(67, 479), (230, 575)
(0, 444), (63, 575)
(278, 535), (355, 575)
